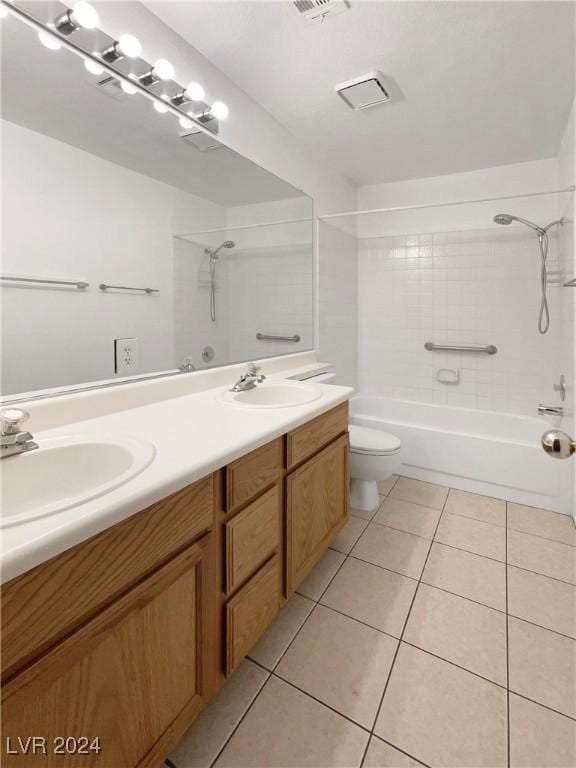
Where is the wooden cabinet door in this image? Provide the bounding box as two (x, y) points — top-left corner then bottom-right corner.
(1, 537), (213, 768)
(286, 434), (349, 594)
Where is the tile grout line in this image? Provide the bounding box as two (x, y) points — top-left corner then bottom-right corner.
(206, 666), (272, 768)
(505, 500), (511, 768)
(359, 487), (449, 768)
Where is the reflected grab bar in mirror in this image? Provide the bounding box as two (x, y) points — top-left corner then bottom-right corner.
(99, 284), (159, 294)
(425, 342), (497, 355)
(256, 333), (301, 342)
(1, 275), (89, 289)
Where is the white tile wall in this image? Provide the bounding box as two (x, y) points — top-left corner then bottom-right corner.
(358, 227), (564, 416)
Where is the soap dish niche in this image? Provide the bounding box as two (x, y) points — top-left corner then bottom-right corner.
(437, 368), (460, 385)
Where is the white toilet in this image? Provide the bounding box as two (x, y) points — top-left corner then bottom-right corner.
(306, 372), (402, 511)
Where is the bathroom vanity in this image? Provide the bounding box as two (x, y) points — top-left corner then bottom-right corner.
(1, 401), (349, 767)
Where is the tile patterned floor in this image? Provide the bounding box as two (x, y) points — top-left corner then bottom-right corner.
(169, 476), (576, 768)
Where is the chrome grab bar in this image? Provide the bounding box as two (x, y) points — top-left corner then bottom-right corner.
(99, 284), (159, 294)
(1, 275), (89, 289)
(425, 342), (497, 355)
(256, 333), (301, 343)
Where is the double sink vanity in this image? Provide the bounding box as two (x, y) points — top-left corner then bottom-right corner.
(0, 361), (353, 767)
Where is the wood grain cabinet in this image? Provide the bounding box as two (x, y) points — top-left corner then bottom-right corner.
(1, 401), (350, 768)
(1, 538), (212, 768)
(286, 433), (349, 594)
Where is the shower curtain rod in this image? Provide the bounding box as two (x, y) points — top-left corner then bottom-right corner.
(175, 216), (313, 239)
(317, 186), (575, 221)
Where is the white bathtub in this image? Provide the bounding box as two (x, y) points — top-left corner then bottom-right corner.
(350, 396), (573, 514)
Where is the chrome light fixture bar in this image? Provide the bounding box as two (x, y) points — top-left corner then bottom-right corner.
(0, 0), (228, 135)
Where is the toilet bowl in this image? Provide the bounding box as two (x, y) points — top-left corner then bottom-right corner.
(305, 371), (402, 511)
(348, 424), (401, 511)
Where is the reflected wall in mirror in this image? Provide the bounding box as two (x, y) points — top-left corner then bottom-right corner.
(0, 2), (313, 399)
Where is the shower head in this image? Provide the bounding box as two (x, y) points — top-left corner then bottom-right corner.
(206, 240), (235, 259)
(493, 213), (543, 233)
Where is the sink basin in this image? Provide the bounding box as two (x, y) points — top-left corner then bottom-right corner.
(220, 381), (323, 409)
(1, 435), (155, 527)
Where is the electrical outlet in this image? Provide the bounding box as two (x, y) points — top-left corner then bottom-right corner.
(114, 337), (139, 375)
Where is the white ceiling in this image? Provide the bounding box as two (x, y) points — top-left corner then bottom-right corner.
(147, 0), (575, 187)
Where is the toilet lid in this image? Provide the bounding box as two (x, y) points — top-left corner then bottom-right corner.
(349, 425), (401, 456)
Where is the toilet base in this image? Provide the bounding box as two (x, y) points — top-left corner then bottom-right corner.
(350, 478), (380, 512)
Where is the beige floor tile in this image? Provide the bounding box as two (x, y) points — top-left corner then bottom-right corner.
(276, 605), (397, 728)
(363, 737), (426, 767)
(170, 659), (268, 768)
(390, 477), (449, 510)
(296, 548), (346, 601)
(351, 499), (382, 521)
(375, 644), (507, 768)
(215, 675), (369, 768)
(445, 489), (506, 526)
(508, 566), (576, 639)
(435, 513), (506, 561)
(320, 557), (417, 637)
(509, 617), (576, 718)
(351, 523), (431, 579)
(330, 516), (369, 554)
(509, 693), (576, 768)
(374, 497), (441, 539)
(404, 583), (507, 685)
(378, 475), (399, 496)
(508, 530), (576, 585)
(508, 502), (576, 547)
(249, 593), (315, 670)
(423, 542), (506, 610)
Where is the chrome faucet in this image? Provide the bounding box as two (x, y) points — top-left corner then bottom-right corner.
(0, 408), (39, 459)
(230, 362), (266, 392)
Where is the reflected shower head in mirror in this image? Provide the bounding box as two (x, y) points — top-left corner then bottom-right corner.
(205, 241), (235, 322)
(492, 213), (566, 334)
(206, 240), (235, 260)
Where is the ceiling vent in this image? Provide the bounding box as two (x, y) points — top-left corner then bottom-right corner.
(293, 0), (350, 24)
(335, 71), (391, 110)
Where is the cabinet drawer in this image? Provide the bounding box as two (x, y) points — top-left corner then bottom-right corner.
(226, 438), (283, 511)
(287, 403), (348, 468)
(287, 434), (349, 594)
(1, 476), (214, 682)
(225, 556), (280, 675)
(225, 485), (281, 594)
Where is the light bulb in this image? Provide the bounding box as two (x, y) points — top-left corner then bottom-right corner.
(117, 34), (142, 58)
(84, 58), (104, 75)
(153, 58), (174, 81)
(179, 116), (193, 130)
(38, 30), (62, 50)
(70, 2), (99, 29)
(121, 80), (138, 95)
(154, 100), (169, 114)
(211, 101), (229, 120)
(185, 81), (205, 102)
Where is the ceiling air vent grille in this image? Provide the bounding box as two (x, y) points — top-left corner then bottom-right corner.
(293, 0), (350, 23)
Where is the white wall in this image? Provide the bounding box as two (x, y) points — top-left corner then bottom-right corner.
(94, 1), (358, 385)
(355, 159), (567, 418)
(556, 100), (575, 514)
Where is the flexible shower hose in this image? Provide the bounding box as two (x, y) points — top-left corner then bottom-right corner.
(538, 231), (550, 335)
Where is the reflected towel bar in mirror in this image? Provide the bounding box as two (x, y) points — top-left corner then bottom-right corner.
(425, 342), (497, 355)
(256, 333), (301, 342)
(99, 284), (159, 294)
(0, 275), (89, 289)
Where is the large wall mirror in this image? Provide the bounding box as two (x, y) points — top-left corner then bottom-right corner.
(0, 2), (314, 400)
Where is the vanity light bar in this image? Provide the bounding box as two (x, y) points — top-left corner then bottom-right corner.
(0, 0), (229, 133)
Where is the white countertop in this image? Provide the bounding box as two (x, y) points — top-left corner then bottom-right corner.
(1, 367), (352, 583)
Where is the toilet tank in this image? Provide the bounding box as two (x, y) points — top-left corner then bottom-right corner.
(305, 371), (337, 385)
